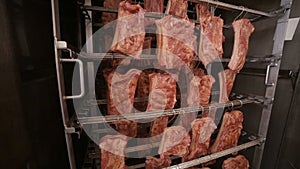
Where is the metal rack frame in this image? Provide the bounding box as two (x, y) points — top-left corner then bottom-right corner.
(50, 0), (293, 168)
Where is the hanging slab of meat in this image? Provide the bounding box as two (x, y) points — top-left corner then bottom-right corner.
(165, 0), (188, 18)
(228, 19), (254, 73)
(147, 73), (178, 137)
(222, 155), (249, 169)
(144, 0), (164, 13)
(134, 70), (152, 138)
(158, 126), (191, 158)
(181, 75), (215, 128)
(106, 69), (141, 137)
(196, 3), (211, 23)
(144, 0), (164, 26)
(99, 135), (128, 169)
(145, 156), (172, 169)
(156, 16), (197, 69)
(101, 0), (122, 25)
(135, 70), (152, 112)
(185, 117), (217, 161)
(193, 68), (206, 77)
(210, 110), (244, 154)
(198, 16), (224, 67)
(134, 37), (153, 67)
(111, 1), (145, 59)
(224, 69), (237, 96)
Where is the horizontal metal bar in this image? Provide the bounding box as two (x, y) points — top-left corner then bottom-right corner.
(79, 52), (277, 63)
(165, 137), (265, 169)
(188, 0), (275, 17)
(128, 156), (180, 169)
(83, 5), (196, 14)
(77, 99), (255, 125)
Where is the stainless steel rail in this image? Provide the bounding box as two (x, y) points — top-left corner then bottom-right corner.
(77, 98), (255, 124)
(188, 0), (275, 17)
(78, 52), (278, 63)
(165, 137), (265, 169)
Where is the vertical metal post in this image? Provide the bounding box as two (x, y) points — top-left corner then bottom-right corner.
(84, 0), (98, 141)
(252, 0), (292, 168)
(51, 0), (77, 169)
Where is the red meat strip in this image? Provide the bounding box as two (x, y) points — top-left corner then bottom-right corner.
(106, 69), (141, 137)
(111, 1), (145, 59)
(224, 69), (237, 95)
(147, 73), (178, 137)
(158, 126), (191, 158)
(144, 0), (164, 13)
(198, 16), (224, 67)
(156, 16), (197, 69)
(222, 155), (249, 169)
(196, 3), (211, 23)
(181, 75), (215, 128)
(185, 117), (217, 161)
(145, 156), (171, 169)
(165, 0), (188, 18)
(228, 19), (254, 72)
(101, 0), (122, 25)
(210, 110), (244, 154)
(145, 126), (190, 168)
(99, 135), (128, 169)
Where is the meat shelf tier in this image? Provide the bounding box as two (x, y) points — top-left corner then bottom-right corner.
(78, 52), (279, 63)
(85, 131), (264, 169)
(77, 97), (263, 125)
(82, 2), (289, 22)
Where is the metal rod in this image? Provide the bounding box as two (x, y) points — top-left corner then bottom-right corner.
(188, 0), (275, 17)
(127, 156), (180, 169)
(79, 52), (277, 63)
(164, 137), (265, 169)
(78, 99), (254, 124)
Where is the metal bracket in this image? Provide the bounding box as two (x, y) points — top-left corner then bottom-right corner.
(60, 58), (85, 99)
(65, 126), (82, 139)
(265, 62), (279, 86)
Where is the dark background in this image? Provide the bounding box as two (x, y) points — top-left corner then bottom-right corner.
(0, 0), (299, 169)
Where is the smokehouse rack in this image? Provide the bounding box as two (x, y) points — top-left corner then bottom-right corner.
(51, 0), (292, 169)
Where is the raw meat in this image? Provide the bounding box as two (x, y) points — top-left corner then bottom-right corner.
(156, 16), (197, 69)
(101, 0), (122, 25)
(145, 126), (190, 168)
(228, 19), (254, 72)
(134, 70), (151, 138)
(181, 75), (215, 127)
(165, 0), (188, 18)
(196, 3), (211, 23)
(224, 69), (237, 95)
(144, 0), (164, 26)
(135, 70), (151, 112)
(99, 135), (128, 169)
(198, 16), (224, 67)
(144, 0), (164, 13)
(145, 156), (171, 169)
(158, 126), (191, 158)
(111, 1), (145, 59)
(218, 70), (229, 103)
(222, 155), (249, 169)
(147, 73), (178, 137)
(210, 110), (244, 154)
(106, 69), (141, 137)
(134, 37), (153, 67)
(185, 117), (217, 161)
(193, 68), (206, 77)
